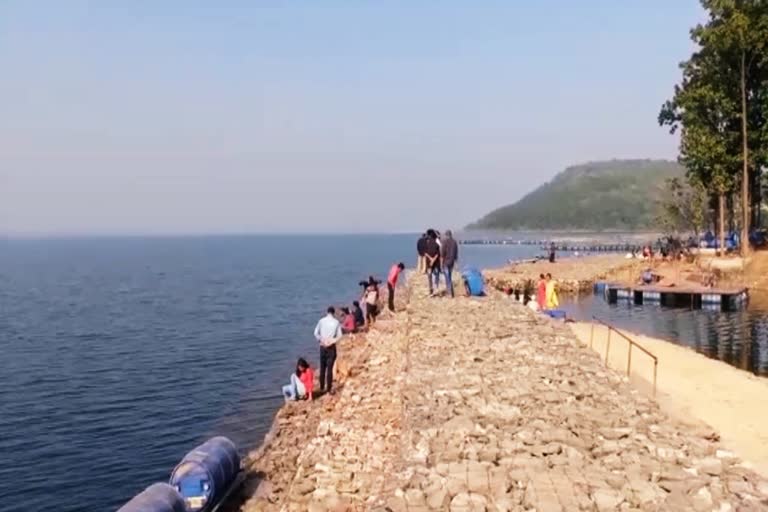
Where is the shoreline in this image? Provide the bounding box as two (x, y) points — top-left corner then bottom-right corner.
(233, 290), (401, 511)
(234, 266), (768, 510)
(570, 321), (768, 478)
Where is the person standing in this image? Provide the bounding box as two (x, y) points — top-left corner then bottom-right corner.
(545, 273), (559, 309)
(387, 262), (406, 312)
(440, 230), (459, 298)
(416, 233), (427, 274)
(424, 229), (441, 295)
(363, 278), (380, 326)
(549, 242), (557, 263)
(313, 306), (342, 394)
(537, 273), (547, 310)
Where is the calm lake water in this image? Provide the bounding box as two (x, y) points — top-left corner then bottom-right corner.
(562, 295), (768, 377)
(0, 235), (538, 512)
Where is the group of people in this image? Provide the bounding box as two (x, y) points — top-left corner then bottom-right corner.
(505, 273), (559, 311)
(538, 273), (559, 310)
(628, 243), (690, 263)
(416, 229), (459, 297)
(282, 261), (406, 402)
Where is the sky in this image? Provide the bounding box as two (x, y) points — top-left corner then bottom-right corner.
(0, 1), (704, 235)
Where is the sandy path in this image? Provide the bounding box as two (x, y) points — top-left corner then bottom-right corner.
(570, 321), (768, 477)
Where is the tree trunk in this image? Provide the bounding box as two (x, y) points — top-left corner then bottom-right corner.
(727, 193), (735, 232)
(740, 50), (750, 256)
(753, 166), (762, 228)
(719, 192), (726, 257)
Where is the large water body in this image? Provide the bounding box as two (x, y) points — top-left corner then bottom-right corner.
(2, 235), (767, 511)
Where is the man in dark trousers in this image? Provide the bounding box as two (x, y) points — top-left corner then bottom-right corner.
(424, 229), (441, 295)
(313, 306), (342, 394)
(440, 230), (459, 298)
(416, 233), (427, 273)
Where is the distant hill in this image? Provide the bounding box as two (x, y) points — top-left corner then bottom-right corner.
(468, 159), (684, 231)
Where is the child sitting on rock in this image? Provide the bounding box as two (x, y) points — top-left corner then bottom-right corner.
(282, 358), (314, 402)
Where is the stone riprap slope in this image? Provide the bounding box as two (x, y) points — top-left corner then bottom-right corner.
(237, 330), (376, 511)
(242, 275), (768, 511)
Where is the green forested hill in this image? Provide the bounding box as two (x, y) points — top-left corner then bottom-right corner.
(468, 159), (684, 231)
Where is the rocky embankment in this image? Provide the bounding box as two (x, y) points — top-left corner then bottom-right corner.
(234, 325), (380, 510)
(485, 255), (640, 294)
(238, 272), (768, 511)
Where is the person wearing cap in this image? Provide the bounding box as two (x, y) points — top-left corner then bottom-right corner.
(441, 230), (459, 298)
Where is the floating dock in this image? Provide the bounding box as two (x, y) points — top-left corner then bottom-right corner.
(599, 283), (749, 311)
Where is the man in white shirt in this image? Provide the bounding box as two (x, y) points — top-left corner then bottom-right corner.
(314, 306), (342, 394)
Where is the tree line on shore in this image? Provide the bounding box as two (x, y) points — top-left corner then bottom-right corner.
(658, 0), (768, 255)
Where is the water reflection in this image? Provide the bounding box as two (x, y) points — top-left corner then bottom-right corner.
(561, 294), (768, 377)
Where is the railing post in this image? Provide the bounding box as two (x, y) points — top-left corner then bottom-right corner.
(593, 315), (658, 398)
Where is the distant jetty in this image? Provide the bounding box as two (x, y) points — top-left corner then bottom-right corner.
(459, 238), (644, 253)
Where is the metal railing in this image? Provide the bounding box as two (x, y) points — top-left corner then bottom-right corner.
(590, 316), (658, 396)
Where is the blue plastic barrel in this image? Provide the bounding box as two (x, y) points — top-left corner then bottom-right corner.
(117, 483), (187, 512)
(170, 436), (241, 512)
(461, 267), (485, 296)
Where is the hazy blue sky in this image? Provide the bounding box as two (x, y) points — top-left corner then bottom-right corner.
(1, 1), (702, 235)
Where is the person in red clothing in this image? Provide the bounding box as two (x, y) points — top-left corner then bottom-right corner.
(537, 273), (547, 310)
(341, 307), (356, 334)
(387, 262), (406, 312)
(298, 358), (314, 400)
(282, 358), (314, 401)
